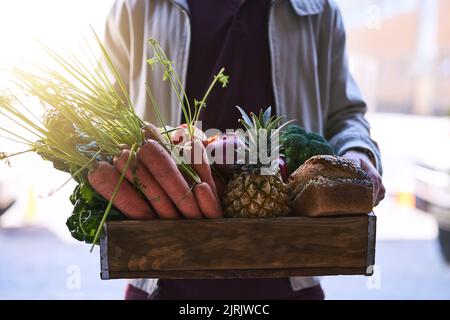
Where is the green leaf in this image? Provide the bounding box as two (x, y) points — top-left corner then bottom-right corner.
(160, 127), (179, 135)
(262, 107), (272, 127)
(218, 74), (229, 88)
(147, 57), (158, 66)
(66, 180), (126, 244)
(236, 106), (253, 129)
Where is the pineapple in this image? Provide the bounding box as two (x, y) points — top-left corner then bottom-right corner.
(222, 107), (291, 218)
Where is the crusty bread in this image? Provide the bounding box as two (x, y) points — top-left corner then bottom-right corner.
(288, 155), (370, 195)
(289, 155), (374, 217)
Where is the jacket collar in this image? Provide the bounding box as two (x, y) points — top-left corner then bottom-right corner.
(287, 0), (325, 16)
(171, 0), (189, 12)
(171, 0), (325, 16)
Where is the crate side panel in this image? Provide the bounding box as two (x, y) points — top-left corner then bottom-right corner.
(105, 216), (369, 274)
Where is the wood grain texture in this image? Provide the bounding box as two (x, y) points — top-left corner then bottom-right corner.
(103, 267), (368, 280)
(100, 214), (376, 280)
(99, 224), (110, 280)
(366, 213), (377, 276)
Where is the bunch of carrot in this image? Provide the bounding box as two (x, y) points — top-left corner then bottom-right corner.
(87, 38), (228, 225)
(101, 124), (223, 220)
(0, 32), (227, 249)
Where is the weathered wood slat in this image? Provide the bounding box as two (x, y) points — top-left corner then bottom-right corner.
(100, 213), (376, 279)
(104, 267), (368, 280)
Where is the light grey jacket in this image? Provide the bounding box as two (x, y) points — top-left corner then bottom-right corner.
(104, 0), (382, 295)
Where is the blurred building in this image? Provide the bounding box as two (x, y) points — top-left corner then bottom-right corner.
(337, 0), (450, 116)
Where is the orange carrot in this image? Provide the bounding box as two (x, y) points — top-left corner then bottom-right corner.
(193, 182), (223, 219)
(139, 139), (202, 219)
(212, 173), (225, 200)
(88, 162), (156, 220)
(187, 139), (219, 201)
(114, 150), (180, 219)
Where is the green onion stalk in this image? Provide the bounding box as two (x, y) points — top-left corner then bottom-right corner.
(0, 32), (228, 249)
(0, 32), (146, 247)
(147, 38), (229, 140)
(0, 32), (152, 247)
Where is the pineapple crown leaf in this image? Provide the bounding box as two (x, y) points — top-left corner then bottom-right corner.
(236, 106), (253, 129)
(235, 106), (293, 151)
(262, 107), (272, 127)
(236, 106), (286, 130)
(251, 112), (260, 130)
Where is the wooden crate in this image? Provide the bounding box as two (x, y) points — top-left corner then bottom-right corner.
(100, 213), (376, 279)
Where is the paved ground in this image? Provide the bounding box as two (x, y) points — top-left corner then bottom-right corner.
(0, 227), (125, 300)
(322, 239), (450, 300)
(1, 226), (449, 300)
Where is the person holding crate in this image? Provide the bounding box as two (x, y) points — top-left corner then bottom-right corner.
(100, 0), (385, 300)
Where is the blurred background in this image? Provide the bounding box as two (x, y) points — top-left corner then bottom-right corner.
(0, 0), (449, 299)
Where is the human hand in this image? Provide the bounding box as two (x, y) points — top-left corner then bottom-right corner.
(88, 138), (182, 220)
(342, 150), (385, 206)
(88, 161), (155, 220)
(114, 148), (181, 219)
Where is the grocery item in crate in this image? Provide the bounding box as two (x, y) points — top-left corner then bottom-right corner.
(288, 155), (374, 216)
(222, 107), (291, 218)
(280, 124), (336, 175)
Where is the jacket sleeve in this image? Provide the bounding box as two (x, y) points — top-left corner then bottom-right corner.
(102, 0), (131, 91)
(324, 2), (383, 175)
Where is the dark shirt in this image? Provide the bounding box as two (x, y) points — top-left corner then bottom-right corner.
(163, 0), (321, 299)
(184, 0), (275, 131)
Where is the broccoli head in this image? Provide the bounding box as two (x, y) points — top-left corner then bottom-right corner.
(280, 125), (335, 174)
(283, 125), (307, 136)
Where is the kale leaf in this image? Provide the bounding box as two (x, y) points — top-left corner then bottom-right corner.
(66, 179), (126, 244)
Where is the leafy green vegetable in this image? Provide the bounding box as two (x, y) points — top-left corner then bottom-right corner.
(37, 112), (112, 175)
(66, 179), (126, 244)
(280, 125), (335, 175)
(0, 31), (148, 250)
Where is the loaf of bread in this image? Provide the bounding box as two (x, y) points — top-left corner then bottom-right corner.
(288, 155), (374, 217)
